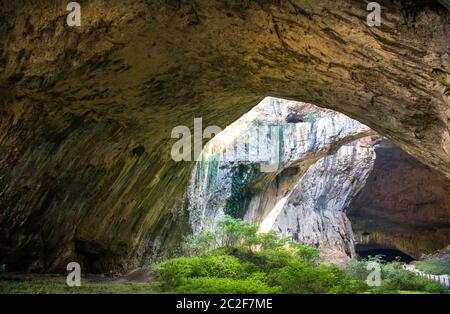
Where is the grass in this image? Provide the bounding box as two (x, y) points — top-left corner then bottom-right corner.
(397, 290), (432, 294)
(0, 278), (159, 294)
(415, 245), (450, 276)
(415, 259), (450, 276)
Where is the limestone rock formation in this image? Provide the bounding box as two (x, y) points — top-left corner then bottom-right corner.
(271, 137), (376, 263)
(188, 97), (373, 237)
(348, 139), (450, 259)
(0, 0), (449, 272)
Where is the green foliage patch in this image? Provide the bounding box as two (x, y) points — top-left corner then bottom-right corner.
(415, 259), (450, 276)
(415, 247), (450, 276)
(155, 216), (449, 294)
(7, 217), (445, 294)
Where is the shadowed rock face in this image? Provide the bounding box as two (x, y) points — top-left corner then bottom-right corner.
(348, 140), (450, 259)
(0, 0), (449, 272)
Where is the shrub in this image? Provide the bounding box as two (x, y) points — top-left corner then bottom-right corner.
(182, 231), (215, 256)
(290, 243), (321, 265)
(345, 259), (448, 294)
(249, 248), (296, 272)
(344, 260), (371, 281)
(328, 279), (370, 294)
(271, 260), (363, 294)
(381, 263), (447, 293)
(216, 215), (259, 249)
(255, 231), (289, 250)
(182, 216), (290, 255)
(195, 252), (251, 279)
(156, 217), (448, 294)
(155, 257), (202, 288)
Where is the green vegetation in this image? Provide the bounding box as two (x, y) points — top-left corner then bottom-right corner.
(0, 278), (158, 294)
(2, 218), (447, 294)
(154, 247), (363, 294)
(303, 113), (319, 122)
(415, 246), (450, 276)
(416, 259), (450, 276)
(154, 216), (449, 294)
(250, 119), (263, 128)
(223, 165), (256, 219)
(345, 257), (446, 294)
(431, 68), (450, 88)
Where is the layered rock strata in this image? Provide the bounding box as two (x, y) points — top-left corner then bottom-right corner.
(188, 98), (375, 259)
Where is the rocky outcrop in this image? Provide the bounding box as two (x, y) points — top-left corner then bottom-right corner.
(348, 140), (450, 259)
(270, 137), (376, 263)
(0, 0), (449, 272)
(188, 97), (374, 237)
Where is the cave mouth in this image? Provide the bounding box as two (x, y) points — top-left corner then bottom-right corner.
(347, 139), (450, 260)
(355, 244), (415, 263)
(188, 96), (450, 263)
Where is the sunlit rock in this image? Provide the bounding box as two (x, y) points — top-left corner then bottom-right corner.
(188, 97), (374, 240)
(270, 137), (376, 263)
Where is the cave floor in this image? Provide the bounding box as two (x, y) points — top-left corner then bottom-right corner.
(0, 269), (159, 294)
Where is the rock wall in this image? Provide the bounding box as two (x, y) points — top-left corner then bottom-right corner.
(0, 103), (190, 272)
(348, 140), (450, 259)
(270, 137), (376, 263)
(188, 97), (374, 238)
(0, 0), (449, 272)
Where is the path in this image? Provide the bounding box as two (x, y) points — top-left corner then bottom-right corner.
(402, 264), (450, 287)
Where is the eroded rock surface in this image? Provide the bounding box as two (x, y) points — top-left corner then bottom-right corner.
(348, 140), (450, 259)
(271, 137), (376, 263)
(0, 0), (449, 271)
(188, 97), (374, 237)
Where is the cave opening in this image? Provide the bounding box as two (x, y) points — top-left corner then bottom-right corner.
(188, 96), (450, 264)
(346, 139), (450, 262)
(355, 244), (415, 263)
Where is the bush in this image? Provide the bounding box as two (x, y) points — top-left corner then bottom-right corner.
(272, 259), (365, 294)
(216, 215), (259, 249)
(155, 251), (253, 284)
(182, 231), (215, 256)
(290, 243), (321, 265)
(345, 260), (371, 281)
(182, 216), (291, 255)
(155, 249), (282, 294)
(248, 248), (296, 272)
(254, 230), (289, 250)
(345, 259), (447, 294)
(156, 217), (448, 294)
(328, 279), (370, 294)
(381, 263), (447, 294)
(195, 252), (251, 279)
(155, 257), (202, 288)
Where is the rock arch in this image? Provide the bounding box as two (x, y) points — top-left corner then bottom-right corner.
(0, 0), (448, 272)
